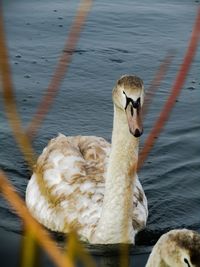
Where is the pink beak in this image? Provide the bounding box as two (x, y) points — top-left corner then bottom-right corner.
(125, 104), (143, 137)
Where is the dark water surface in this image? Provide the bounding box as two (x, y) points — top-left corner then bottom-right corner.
(0, 0), (200, 266)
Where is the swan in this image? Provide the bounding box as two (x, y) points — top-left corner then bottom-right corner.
(26, 74), (148, 244)
(146, 229), (200, 267)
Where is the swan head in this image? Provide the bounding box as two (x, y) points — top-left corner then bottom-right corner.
(112, 74), (144, 137)
(148, 229), (200, 267)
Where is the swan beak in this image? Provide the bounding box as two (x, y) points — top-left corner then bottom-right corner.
(125, 104), (143, 137)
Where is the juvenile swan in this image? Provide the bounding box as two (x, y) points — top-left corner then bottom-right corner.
(146, 229), (200, 267)
(26, 75), (148, 244)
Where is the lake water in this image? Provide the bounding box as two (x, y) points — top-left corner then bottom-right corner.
(0, 0), (200, 266)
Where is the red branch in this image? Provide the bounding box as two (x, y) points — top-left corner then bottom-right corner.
(143, 50), (176, 117)
(138, 7), (200, 170)
(26, 0), (93, 139)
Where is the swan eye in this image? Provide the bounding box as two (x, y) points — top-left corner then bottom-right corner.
(184, 258), (191, 267)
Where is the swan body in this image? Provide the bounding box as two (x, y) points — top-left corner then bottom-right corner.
(146, 229), (200, 267)
(26, 75), (148, 244)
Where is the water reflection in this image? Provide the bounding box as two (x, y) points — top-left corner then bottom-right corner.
(97, 255), (129, 267)
(87, 243), (150, 267)
(97, 254), (131, 267)
(87, 244), (130, 267)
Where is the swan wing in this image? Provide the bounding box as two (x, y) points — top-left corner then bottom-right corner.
(26, 134), (110, 240)
(132, 175), (148, 232)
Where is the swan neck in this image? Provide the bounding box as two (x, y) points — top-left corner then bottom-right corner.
(92, 106), (139, 243)
(108, 106), (139, 179)
(112, 105), (139, 153)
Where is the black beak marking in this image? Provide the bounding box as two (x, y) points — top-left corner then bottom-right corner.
(123, 91), (141, 110)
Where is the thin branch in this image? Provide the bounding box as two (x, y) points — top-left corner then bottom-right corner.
(26, 0), (93, 139)
(138, 7), (200, 170)
(143, 50), (176, 117)
(0, 170), (74, 267)
(0, 3), (96, 266)
(0, 5), (36, 168)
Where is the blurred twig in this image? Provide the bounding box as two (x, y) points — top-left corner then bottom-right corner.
(66, 232), (97, 267)
(0, 2), (96, 266)
(143, 50), (176, 117)
(120, 245), (129, 267)
(26, 0), (93, 139)
(138, 7), (200, 170)
(20, 230), (40, 267)
(0, 170), (74, 267)
(0, 7), (36, 168)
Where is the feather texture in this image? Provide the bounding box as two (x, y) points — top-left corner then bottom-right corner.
(26, 134), (147, 242)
